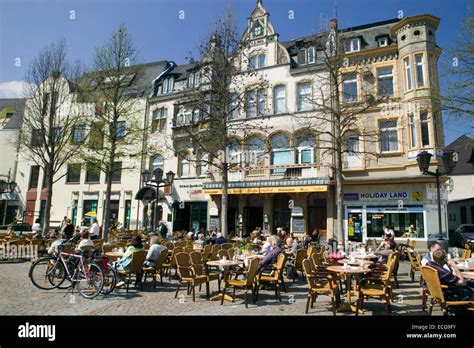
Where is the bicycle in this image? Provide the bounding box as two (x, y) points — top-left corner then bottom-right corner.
(29, 242), (104, 299)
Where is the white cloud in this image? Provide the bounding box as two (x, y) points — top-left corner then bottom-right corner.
(0, 80), (31, 98)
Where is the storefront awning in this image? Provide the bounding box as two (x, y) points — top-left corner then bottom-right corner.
(203, 185), (328, 195)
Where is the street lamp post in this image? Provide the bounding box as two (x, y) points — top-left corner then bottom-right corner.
(416, 150), (457, 250)
(140, 168), (175, 232)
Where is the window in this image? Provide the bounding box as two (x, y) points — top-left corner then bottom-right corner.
(89, 122), (104, 150)
(152, 108), (167, 132)
(66, 164), (81, 183)
(246, 136), (265, 166)
(343, 74), (358, 102)
(187, 73), (195, 88)
(404, 57), (412, 90)
(377, 37), (388, 47)
(28, 165), (40, 189)
(228, 141), (242, 166)
(116, 121), (126, 138)
(379, 120), (399, 152)
(460, 206), (467, 224)
(409, 114), (416, 148)
(249, 54), (265, 69)
(31, 129), (42, 147)
(344, 132), (359, 155)
(179, 158), (190, 177)
(176, 107), (192, 126)
(295, 133), (315, 164)
(85, 164), (100, 183)
(297, 82), (312, 111)
(428, 55), (435, 85)
(377, 67), (394, 97)
(161, 77), (174, 94)
(366, 210), (424, 238)
(246, 90), (256, 118)
(345, 38), (360, 53)
(110, 162), (122, 182)
(228, 94), (239, 120)
(53, 127), (62, 142)
(307, 47), (315, 64)
(415, 54), (425, 87)
(152, 154), (164, 171)
(198, 153), (208, 176)
(298, 48), (306, 65)
(420, 112), (430, 146)
(194, 72), (200, 87)
(192, 109), (200, 123)
(72, 125), (86, 144)
(257, 89), (265, 116)
(273, 85), (286, 114)
(270, 133), (291, 173)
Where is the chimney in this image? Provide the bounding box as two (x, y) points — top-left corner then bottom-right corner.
(330, 18), (338, 30)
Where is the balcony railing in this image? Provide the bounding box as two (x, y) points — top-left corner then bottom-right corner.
(207, 163), (331, 183)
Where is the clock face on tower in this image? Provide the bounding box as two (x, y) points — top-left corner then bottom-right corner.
(251, 19), (265, 39)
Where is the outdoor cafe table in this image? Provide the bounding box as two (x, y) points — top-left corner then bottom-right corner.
(456, 263), (474, 271)
(105, 251), (124, 262)
(326, 265), (372, 313)
(338, 259), (373, 267)
(206, 260), (243, 302)
(354, 254), (378, 260)
(461, 271), (474, 280)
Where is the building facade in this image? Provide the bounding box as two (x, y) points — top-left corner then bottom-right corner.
(11, 2), (449, 247)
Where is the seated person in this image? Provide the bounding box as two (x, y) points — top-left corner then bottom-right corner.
(421, 242), (443, 266)
(383, 225), (395, 240)
(195, 233), (205, 248)
(6, 225), (16, 237)
(427, 249), (472, 305)
(284, 237), (299, 254)
(48, 233), (68, 256)
(144, 235), (166, 267)
(215, 233), (227, 245)
(258, 235), (283, 275)
(262, 236), (271, 255)
(76, 230), (95, 251)
(374, 236), (396, 262)
(115, 236), (144, 288)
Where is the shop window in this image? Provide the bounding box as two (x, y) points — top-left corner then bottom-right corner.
(366, 210), (424, 238)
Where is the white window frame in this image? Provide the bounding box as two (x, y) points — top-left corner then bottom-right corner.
(297, 146), (314, 164)
(343, 74), (358, 103)
(297, 82), (312, 112)
(180, 159), (190, 177)
(345, 38), (360, 53)
(377, 66), (394, 97)
(273, 85), (286, 114)
(415, 54), (425, 87)
(307, 47), (315, 64)
(404, 57), (413, 91)
(199, 153), (208, 177)
(377, 37), (388, 47)
(379, 120), (399, 153)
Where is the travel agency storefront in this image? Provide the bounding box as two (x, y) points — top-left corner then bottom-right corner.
(343, 181), (448, 248)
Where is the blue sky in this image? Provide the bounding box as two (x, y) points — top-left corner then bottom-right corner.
(0, 0), (472, 143)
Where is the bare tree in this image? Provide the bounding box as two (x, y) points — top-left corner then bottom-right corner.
(80, 24), (146, 238)
(292, 21), (388, 243)
(169, 7), (270, 237)
(19, 39), (85, 234)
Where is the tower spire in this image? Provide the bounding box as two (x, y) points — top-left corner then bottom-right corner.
(257, 0), (263, 6)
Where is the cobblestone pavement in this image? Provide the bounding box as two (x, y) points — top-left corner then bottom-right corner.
(0, 259), (438, 316)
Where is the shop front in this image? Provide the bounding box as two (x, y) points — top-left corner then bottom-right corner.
(344, 182), (448, 247)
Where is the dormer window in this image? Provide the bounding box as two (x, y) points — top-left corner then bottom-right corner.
(187, 71), (200, 88)
(297, 46), (316, 66)
(160, 76), (174, 94)
(377, 37), (388, 47)
(345, 38), (360, 53)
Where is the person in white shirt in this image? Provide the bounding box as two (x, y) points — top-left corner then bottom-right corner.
(76, 230), (95, 251)
(48, 233), (67, 255)
(32, 218), (42, 237)
(90, 218), (100, 240)
(144, 235), (166, 267)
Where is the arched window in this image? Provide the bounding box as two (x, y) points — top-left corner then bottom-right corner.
(152, 154), (164, 171)
(295, 132), (315, 164)
(227, 140), (242, 165)
(246, 136), (265, 166)
(270, 133), (291, 173)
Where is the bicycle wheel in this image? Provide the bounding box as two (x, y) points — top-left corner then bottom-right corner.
(29, 257), (65, 290)
(76, 263), (104, 299)
(101, 263), (117, 294)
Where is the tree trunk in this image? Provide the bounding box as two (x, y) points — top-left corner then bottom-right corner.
(221, 162), (228, 238)
(335, 144), (344, 244)
(42, 167), (54, 237)
(103, 167), (113, 240)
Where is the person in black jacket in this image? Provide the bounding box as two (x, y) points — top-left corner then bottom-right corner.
(62, 218), (75, 240)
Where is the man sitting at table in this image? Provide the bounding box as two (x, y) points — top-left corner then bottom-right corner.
(427, 249), (472, 310)
(215, 233), (227, 245)
(374, 235), (396, 262)
(144, 235), (166, 268)
(258, 235), (283, 275)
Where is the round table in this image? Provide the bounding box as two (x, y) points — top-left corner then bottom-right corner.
(326, 265), (372, 313)
(354, 254), (378, 260)
(105, 251), (124, 262)
(338, 259), (374, 267)
(206, 260), (243, 302)
(456, 263), (474, 271)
